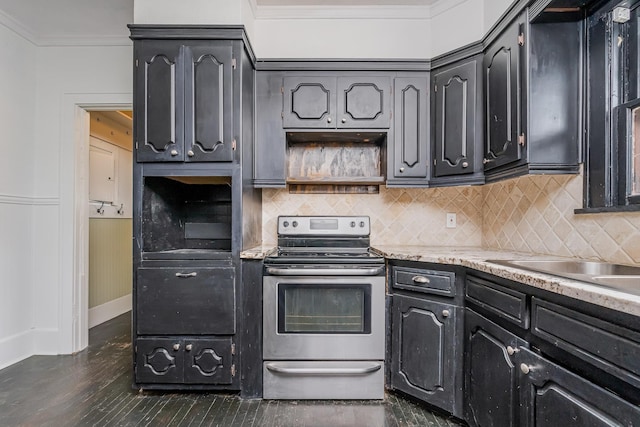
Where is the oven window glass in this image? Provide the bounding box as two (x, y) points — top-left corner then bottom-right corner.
(278, 284), (371, 334)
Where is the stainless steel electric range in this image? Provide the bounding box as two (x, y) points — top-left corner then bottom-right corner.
(262, 215), (386, 400)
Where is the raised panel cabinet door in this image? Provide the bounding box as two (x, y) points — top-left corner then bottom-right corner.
(465, 309), (526, 427)
(135, 337), (184, 383)
(184, 338), (234, 385)
(136, 266), (236, 335)
(135, 41), (184, 162)
(336, 77), (391, 128)
(484, 20), (524, 171)
(184, 43), (234, 162)
(393, 77), (429, 178)
(391, 295), (459, 415)
(434, 60), (477, 177)
(283, 76), (337, 128)
(518, 347), (640, 427)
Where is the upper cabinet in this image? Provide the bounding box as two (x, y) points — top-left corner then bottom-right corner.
(282, 75), (391, 129)
(482, 11), (582, 182)
(431, 56), (484, 186)
(134, 40), (235, 162)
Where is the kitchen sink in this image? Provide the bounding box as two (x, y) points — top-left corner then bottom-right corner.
(485, 259), (640, 296)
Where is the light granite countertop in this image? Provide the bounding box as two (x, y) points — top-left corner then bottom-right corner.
(241, 244), (640, 317)
(374, 245), (640, 318)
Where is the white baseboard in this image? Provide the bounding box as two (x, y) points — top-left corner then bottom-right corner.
(0, 329), (34, 371)
(88, 294), (132, 329)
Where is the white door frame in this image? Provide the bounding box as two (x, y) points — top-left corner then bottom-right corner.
(60, 93), (132, 354)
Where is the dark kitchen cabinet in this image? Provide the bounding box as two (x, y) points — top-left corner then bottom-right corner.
(391, 295), (461, 416)
(136, 266), (235, 335)
(482, 11), (581, 182)
(431, 56), (484, 186)
(465, 308), (527, 427)
(518, 347), (640, 426)
(282, 75), (391, 129)
(134, 40), (234, 162)
(136, 337), (234, 385)
(388, 76), (429, 184)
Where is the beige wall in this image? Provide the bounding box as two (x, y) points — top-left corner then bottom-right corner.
(262, 172), (640, 266)
(89, 219), (132, 308)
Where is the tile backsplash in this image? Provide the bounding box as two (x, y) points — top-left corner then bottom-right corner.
(482, 174), (640, 264)
(261, 186), (484, 247)
(261, 173), (640, 265)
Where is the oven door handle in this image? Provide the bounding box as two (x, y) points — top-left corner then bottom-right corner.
(265, 362), (382, 376)
(265, 266), (385, 276)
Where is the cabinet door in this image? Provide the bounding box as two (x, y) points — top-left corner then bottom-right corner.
(136, 337), (184, 383)
(484, 20), (524, 171)
(136, 266), (235, 335)
(518, 347), (640, 426)
(282, 76), (336, 128)
(184, 44), (234, 162)
(135, 41), (184, 162)
(465, 309), (526, 427)
(433, 60), (478, 177)
(184, 338), (234, 384)
(391, 295), (460, 416)
(392, 77), (429, 179)
(336, 77), (391, 128)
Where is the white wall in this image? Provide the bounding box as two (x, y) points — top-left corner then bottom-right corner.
(0, 24), (38, 369)
(430, 0), (485, 57)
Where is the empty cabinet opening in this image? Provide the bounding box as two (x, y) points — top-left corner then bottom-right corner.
(142, 176), (232, 258)
(286, 131), (386, 194)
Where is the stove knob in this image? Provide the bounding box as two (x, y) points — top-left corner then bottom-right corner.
(292, 221), (298, 227)
(359, 221), (365, 228)
(350, 221), (356, 227)
(283, 221), (290, 227)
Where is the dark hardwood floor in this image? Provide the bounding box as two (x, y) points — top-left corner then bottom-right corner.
(0, 313), (464, 427)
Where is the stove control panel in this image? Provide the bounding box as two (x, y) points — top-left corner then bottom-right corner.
(278, 216), (371, 236)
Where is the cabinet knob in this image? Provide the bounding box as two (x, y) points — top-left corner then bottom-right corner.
(399, 167), (405, 173)
(341, 118), (346, 123)
(442, 309), (450, 318)
(173, 343), (180, 351)
(462, 161), (469, 168)
(170, 149), (179, 156)
(185, 344), (193, 351)
(327, 117), (332, 123)
(412, 276), (430, 284)
(520, 363), (531, 375)
(187, 150), (194, 157)
(507, 346), (519, 356)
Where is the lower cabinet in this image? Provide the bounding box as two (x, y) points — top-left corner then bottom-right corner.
(465, 308), (526, 427)
(136, 337), (234, 385)
(518, 347), (640, 426)
(390, 294), (462, 417)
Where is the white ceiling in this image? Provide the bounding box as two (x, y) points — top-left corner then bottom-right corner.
(0, 0), (452, 46)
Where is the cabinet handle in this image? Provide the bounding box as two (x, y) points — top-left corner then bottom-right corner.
(412, 275), (430, 284)
(173, 343), (180, 351)
(185, 344), (193, 351)
(462, 161), (469, 168)
(442, 309), (450, 318)
(341, 118), (346, 123)
(170, 149), (179, 156)
(507, 346), (520, 356)
(520, 363), (531, 375)
(327, 117), (332, 123)
(399, 167), (405, 173)
(187, 150), (194, 157)
(175, 272), (197, 278)
(483, 158), (493, 165)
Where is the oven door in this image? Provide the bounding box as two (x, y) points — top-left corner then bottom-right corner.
(263, 275), (385, 360)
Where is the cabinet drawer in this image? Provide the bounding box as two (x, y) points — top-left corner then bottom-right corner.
(531, 297), (640, 390)
(393, 267), (455, 296)
(136, 267), (235, 335)
(465, 275), (528, 328)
